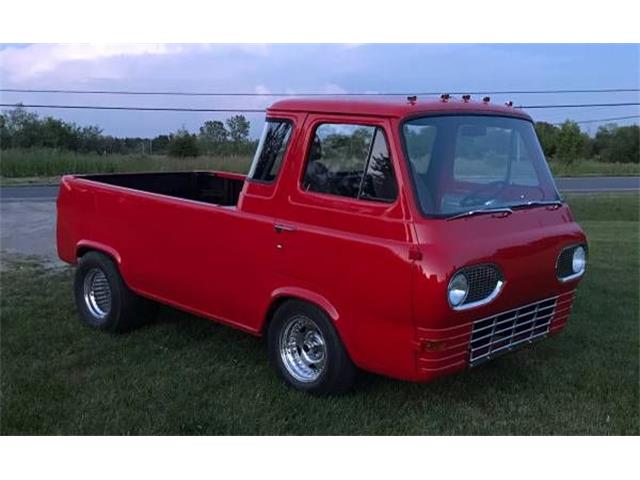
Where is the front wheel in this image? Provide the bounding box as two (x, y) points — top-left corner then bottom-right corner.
(267, 300), (357, 395)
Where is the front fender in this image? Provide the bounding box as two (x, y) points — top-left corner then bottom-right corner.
(267, 286), (340, 324)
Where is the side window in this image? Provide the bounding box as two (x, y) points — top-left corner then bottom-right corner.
(360, 129), (398, 201)
(248, 120), (292, 182)
(302, 123), (397, 202)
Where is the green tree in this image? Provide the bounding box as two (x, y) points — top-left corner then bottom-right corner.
(199, 120), (228, 143)
(594, 124), (640, 163)
(168, 128), (200, 157)
(0, 112), (9, 148)
(226, 115), (250, 143)
(152, 135), (171, 155)
(78, 125), (104, 153)
(199, 120), (228, 153)
(555, 121), (585, 164)
(534, 121), (559, 159)
(40, 116), (79, 150)
(0, 106), (109, 153)
(3, 106), (41, 148)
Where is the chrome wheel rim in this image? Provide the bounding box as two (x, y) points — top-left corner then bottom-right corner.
(279, 315), (326, 383)
(83, 268), (112, 319)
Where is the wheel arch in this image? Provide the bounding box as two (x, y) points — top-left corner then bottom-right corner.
(261, 287), (340, 334)
(76, 240), (122, 265)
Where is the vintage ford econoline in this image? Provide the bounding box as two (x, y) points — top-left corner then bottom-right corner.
(57, 96), (588, 394)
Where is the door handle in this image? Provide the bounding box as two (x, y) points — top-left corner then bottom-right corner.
(274, 223), (296, 233)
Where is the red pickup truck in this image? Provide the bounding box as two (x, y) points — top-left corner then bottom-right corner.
(57, 96), (588, 394)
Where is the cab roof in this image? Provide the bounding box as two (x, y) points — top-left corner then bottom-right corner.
(267, 97), (533, 122)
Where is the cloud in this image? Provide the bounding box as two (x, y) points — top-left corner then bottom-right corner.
(320, 83), (347, 94)
(254, 84), (271, 94)
(0, 44), (185, 82)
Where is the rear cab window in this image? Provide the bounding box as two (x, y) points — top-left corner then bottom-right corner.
(302, 123), (397, 202)
(248, 119), (293, 182)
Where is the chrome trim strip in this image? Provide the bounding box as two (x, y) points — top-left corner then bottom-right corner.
(452, 279), (504, 311)
(558, 270), (585, 283)
(556, 243), (587, 283)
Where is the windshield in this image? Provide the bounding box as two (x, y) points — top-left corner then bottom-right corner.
(402, 115), (561, 217)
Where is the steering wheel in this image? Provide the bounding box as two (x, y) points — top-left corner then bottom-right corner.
(460, 181), (508, 207)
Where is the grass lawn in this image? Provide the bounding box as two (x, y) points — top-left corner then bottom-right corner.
(1, 195), (638, 435)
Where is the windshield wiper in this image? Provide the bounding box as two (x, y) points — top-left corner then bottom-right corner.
(509, 200), (564, 210)
(446, 207), (513, 221)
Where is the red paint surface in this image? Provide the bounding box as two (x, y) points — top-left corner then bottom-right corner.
(57, 98), (587, 382)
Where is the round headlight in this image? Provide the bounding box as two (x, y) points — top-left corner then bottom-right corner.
(448, 273), (469, 307)
(572, 246), (586, 274)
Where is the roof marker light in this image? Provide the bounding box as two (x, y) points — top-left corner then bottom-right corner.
(505, 101), (513, 107)
(407, 95), (417, 105)
(440, 93), (451, 102)
(482, 96), (491, 103)
(462, 94), (471, 102)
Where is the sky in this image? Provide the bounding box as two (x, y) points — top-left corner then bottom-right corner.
(0, 43), (638, 138)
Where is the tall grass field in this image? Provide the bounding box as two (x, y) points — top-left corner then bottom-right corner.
(548, 159), (639, 177)
(0, 148), (252, 178)
(1, 148), (638, 181)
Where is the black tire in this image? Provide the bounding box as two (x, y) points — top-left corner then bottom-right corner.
(74, 251), (155, 333)
(267, 300), (357, 395)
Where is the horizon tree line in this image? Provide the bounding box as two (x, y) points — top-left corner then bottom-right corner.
(0, 107), (256, 157)
(1, 106), (638, 163)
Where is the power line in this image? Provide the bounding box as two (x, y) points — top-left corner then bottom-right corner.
(519, 102), (640, 109)
(0, 103), (266, 113)
(1, 87), (639, 97)
(1, 102), (639, 112)
(552, 115), (640, 125)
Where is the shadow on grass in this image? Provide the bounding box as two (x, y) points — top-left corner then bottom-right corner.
(137, 298), (555, 415)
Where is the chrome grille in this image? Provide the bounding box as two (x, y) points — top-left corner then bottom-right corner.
(556, 247), (575, 279)
(469, 296), (557, 366)
(463, 265), (502, 304)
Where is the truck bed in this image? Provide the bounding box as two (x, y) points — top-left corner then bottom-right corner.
(81, 171), (245, 207)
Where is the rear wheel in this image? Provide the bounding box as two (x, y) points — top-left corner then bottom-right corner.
(268, 300), (357, 395)
(74, 251), (154, 332)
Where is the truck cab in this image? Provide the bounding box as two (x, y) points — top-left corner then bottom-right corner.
(57, 96), (588, 394)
